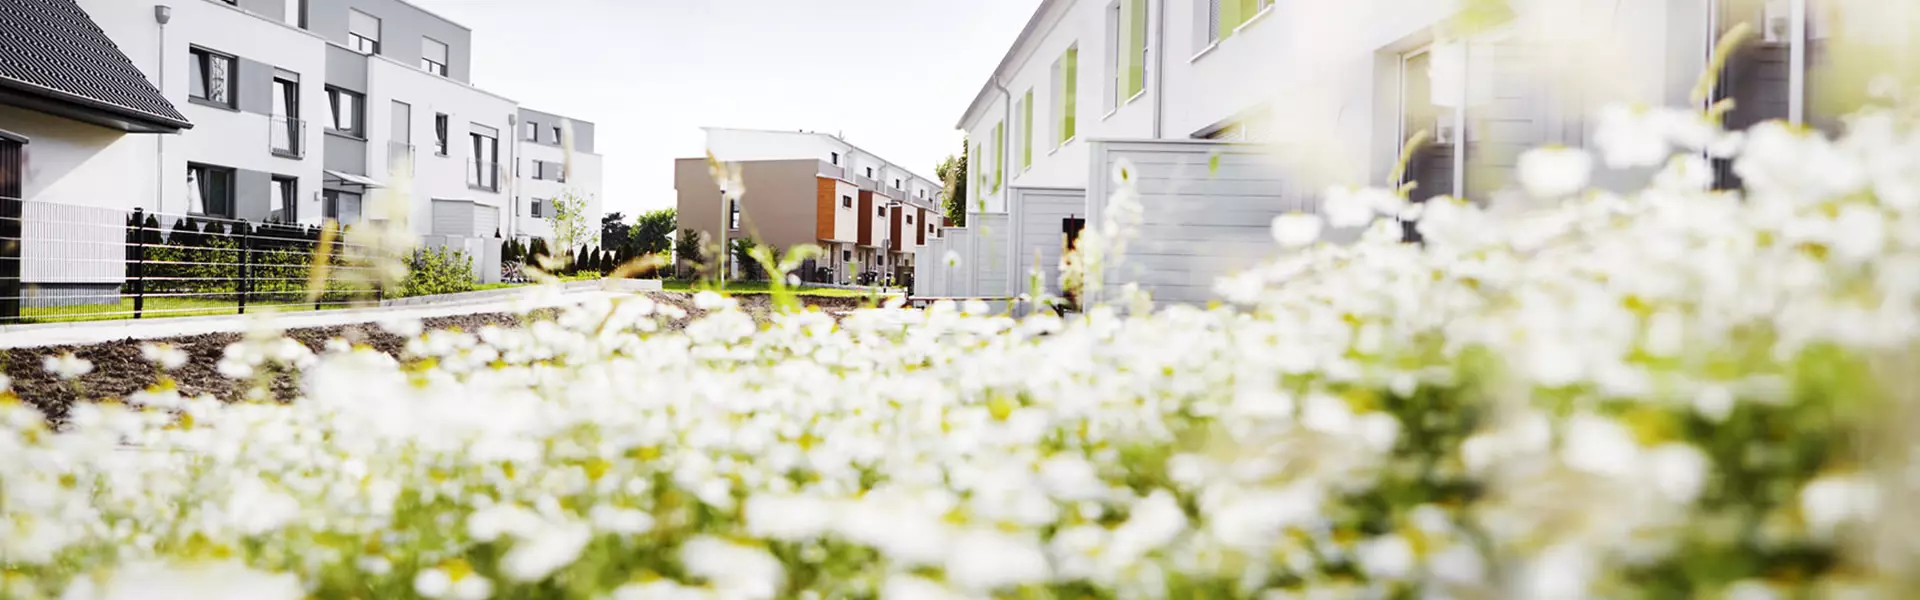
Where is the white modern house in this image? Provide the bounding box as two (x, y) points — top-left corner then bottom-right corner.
(935, 0), (1915, 305)
(515, 107), (604, 243)
(2, 0), (605, 303)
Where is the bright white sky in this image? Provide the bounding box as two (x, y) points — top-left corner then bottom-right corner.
(407, 0), (1043, 218)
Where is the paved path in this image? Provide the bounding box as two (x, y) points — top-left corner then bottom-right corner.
(0, 280), (661, 349)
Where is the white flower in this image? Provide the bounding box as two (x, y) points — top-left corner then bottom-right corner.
(413, 569), (452, 600)
(681, 536), (783, 600)
(1800, 475), (1879, 537)
(58, 561), (302, 600)
(1323, 186), (1389, 228)
(42, 352), (92, 379)
(1593, 105), (1671, 168)
(0, 373), (10, 392)
(1562, 414), (1639, 477)
(944, 529), (1052, 592)
(1356, 534), (1415, 579)
(225, 478), (299, 536)
(1270, 213), (1324, 248)
(588, 505), (655, 535)
(943, 250), (962, 268)
(1517, 147), (1593, 198)
(744, 494), (835, 541)
(138, 343), (190, 371)
(1644, 444), (1709, 504)
(500, 520), (591, 582)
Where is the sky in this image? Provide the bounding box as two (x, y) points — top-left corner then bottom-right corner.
(406, 0), (1043, 218)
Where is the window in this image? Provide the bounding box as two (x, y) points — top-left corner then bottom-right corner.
(270, 176), (297, 222)
(271, 74), (301, 157)
(434, 114), (449, 155)
(894, 178), (902, 189)
(1111, 0), (1147, 108)
(831, 152), (839, 165)
(188, 47), (235, 108)
(1018, 89), (1034, 170)
(552, 127), (562, 144)
(878, 205), (885, 216)
(866, 167), (874, 179)
(843, 250), (852, 262)
(323, 190), (362, 224)
(470, 124), (500, 191)
(524, 122), (539, 141)
(422, 37), (449, 76)
(991, 122), (1004, 192)
(907, 214), (914, 224)
(843, 195), (853, 208)
(729, 199), (741, 230)
(1053, 46), (1079, 146)
(348, 10), (381, 54)
(1208, 0), (1273, 44)
(186, 163), (235, 218)
(530, 198), (544, 218)
(325, 86), (364, 135)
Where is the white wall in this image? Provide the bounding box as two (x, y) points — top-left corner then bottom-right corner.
(515, 140), (603, 243)
(705, 129), (847, 164)
(961, 0), (1160, 216)
(832, 179), (859, 243)
(1, 106), (148, 210)
(365, 57), (516, 237)
(82, 0), (331, 222)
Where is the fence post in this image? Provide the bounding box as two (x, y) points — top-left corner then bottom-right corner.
(237, 225), (251, 315)
(132, 208), (146, 319)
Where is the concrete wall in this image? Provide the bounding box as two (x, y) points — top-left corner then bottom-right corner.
(1006, 186), (1086, 298)
(1086, 139), (1312, 305)
(306, 0), (474, 83)
(674, 158), (825, 257)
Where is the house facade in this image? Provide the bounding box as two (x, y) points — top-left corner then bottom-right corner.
(678, 128), (943, 284)
(4, 0), (605, 299)
(943, 0), (1916, 303)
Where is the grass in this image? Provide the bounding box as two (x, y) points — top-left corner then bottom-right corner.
(659, 280), (899, 298)
(14, 295), (354, 324)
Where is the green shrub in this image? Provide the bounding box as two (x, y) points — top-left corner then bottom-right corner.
(397, 246), (476, 298)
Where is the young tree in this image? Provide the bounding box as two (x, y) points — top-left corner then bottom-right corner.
(936, 141), (968, 228)
(549, 191), (595, 268)
(675, 228), (704, 279)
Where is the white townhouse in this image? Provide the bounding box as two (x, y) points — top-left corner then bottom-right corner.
(938, 0), (1915, 305)
(515, 107), (604, 243)
(2, 0), (606, 303)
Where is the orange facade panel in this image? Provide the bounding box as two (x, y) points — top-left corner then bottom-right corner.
(857, 191), (875, 246)
(815, 177), (836, 241)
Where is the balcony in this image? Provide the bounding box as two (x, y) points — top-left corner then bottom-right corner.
(269, 116), (305, 158)
(467, 160), (501, 192)
(387, 143), (415, 176)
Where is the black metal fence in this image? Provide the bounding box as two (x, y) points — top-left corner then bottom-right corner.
(1, 197), (384, 324)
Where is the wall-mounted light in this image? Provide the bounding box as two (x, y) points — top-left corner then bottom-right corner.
(154, 5), (172, 25)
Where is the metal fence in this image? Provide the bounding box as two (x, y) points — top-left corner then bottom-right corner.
(0, 197), (385, 324)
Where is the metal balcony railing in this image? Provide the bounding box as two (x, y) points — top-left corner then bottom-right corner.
(270, 116), (305, 158)
(467, 160), (501, 192)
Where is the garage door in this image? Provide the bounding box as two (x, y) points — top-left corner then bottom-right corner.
(473, 205), (499, 238)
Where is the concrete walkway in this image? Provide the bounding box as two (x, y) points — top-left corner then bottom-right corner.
(0, 280), (662, 349)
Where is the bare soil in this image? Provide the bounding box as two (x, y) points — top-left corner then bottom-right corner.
(1, 292), (875, 425)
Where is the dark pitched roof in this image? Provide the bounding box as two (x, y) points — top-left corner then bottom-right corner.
(0, 0), (191, 132)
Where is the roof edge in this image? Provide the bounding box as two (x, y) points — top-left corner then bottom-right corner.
(0, 78), (192, 131)
(956, 0), (1063, 130)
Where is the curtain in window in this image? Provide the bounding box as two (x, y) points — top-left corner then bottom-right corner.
(190, 54), (208, 99)
(187, 169), (207, 215)
(208, 56), (229, 104)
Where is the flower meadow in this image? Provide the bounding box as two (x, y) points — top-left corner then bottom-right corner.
(8, 96), (1920, 599)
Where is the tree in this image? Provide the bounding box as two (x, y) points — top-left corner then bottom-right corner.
(600, 212), (630, 251)
(549, 191), (595, 265)
(630, 209), (676, 258)
(528, 238), (550, 266)
(675, 228), (704, 279)
(936, 141), (968, 227)
(730, 238), (767, 281)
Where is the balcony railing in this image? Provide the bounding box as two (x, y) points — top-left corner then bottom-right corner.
(387, 143), (415, 176)
(467, 160), (501, 192)
(270, 116), (305, 158)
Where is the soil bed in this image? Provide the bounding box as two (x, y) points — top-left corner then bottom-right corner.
(2, 292), (875, 425)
